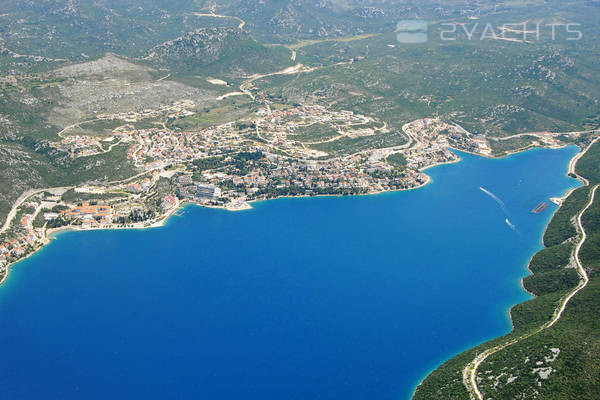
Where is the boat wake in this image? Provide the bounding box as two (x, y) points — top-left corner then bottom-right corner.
(480, 187), (518, 232)
(505, 218), (519, 233)
(479, 187), (510, 215)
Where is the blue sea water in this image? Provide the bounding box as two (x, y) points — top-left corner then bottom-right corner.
(0, 147), (580, 400)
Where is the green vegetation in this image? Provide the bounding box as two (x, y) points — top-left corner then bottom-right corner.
(285, 34), (382, 50)
(190, 155), (228, 174)
(386, 153), (407, 170)
(544, 187), (590, 247)
(489, 136), (537, 156)
(0, 1), (236, 61)
(259, 0), (600, 143)
(2, 0), (599, 230)
(71, 120), (126, 138)
(168, 98), (254, 130)
(528, 242), (574, 274)
(311, 131), (406, 157)
(288, 123), (340, 142)
(0, 1), (599, 397)
(32, 212), (46, 229)
(60, 189), (127, 203)
(577, 141), (600, 183)
(143, 27), (293, 77)
(187, 151), (265, 180)
(414, 141), (600, 400)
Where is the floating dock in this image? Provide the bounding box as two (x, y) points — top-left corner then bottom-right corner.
(531, 201), (549, 214)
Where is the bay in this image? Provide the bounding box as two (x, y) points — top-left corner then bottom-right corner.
(0, 147), (579, 400)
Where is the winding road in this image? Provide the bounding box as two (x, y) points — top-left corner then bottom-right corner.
(192, 11), (245, 30)
(462, 139), (599, 400)
(490, 129), (600, 141)
(0, 187), (73, 235)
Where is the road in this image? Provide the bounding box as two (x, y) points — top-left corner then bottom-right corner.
(490, 128), (600, 141)
(238, 64), (316, 100)
(462, 140), (598, 400)
(56, 118), (104, 138)
(0, 187), (73, 235)
(192, 12), (245, 30)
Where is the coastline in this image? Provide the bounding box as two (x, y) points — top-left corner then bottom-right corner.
(211, 144), (552, 212)
(0, 143), (581, 290)
(410, 142), (585, 399)
(0, 143), (586, 400)
(412, 138), (598, 400)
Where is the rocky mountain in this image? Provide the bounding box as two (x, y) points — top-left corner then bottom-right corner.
(215, 0), (389, 38)
(143, 27), (292, 77)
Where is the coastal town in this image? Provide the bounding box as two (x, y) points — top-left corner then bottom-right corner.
(0, 101), (596, 282)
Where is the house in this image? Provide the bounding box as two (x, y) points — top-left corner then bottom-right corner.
(60, 203), (113, 220)
(195, 185), (220, 201)
(161, 195), (177, 212)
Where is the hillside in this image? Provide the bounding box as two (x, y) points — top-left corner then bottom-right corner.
(211, 0), (388, 40)
(143, 28), (293, 77)
(414, 140), (600, 399)
(0, 53), (221, 227)
(1, 1), (600, 396)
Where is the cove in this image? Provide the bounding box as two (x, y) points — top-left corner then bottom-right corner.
(0, 146), (580, 400)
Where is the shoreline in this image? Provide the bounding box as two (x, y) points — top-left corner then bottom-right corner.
(412, 138), (598, 399)
(410, 142), (586, 399)
(0, 143), (581, 289)
(459, 185), (598, 400)
(0, 142), (590, 399)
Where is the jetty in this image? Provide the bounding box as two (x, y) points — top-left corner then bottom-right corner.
(531, 201), (549, 214)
